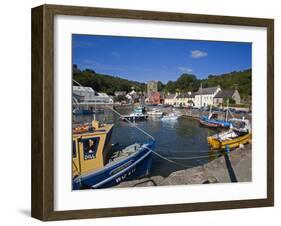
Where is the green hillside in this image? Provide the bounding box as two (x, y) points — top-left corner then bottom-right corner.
(73, 65), (251, 100)
(164, 69), (251, 101)
(73, 66), (146, 95)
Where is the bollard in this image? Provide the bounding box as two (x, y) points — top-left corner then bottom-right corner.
(226, 145), (230, 154)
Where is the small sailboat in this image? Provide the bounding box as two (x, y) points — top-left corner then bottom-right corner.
(207, 118), (251, 150)
(147, 108), (163, 117)
(72, 119), (155, 189)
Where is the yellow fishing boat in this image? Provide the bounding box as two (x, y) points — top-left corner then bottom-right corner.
(207, 118), (251, 150)
(72, 119), (155, 189)
(72, 120), (114, 181)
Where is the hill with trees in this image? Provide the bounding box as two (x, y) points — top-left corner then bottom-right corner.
(73, 65), (146, 95)
(163, 69), (251, 101)
(73, 65), (251, 100)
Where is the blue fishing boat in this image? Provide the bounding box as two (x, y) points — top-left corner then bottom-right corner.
(199, 114), (231, 128)
(72, 119), (155, 190)
(199, 102), (232, 128)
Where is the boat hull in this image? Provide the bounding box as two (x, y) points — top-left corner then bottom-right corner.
(207, 133), (251, 150)
(199, 116), (231, 128)
(122, 115), (148, 121)
(73, 109), (95, 115)
(199, 119), (220, 128)
(73, 142), (154, 189)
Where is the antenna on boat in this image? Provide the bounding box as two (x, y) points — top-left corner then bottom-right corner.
(226, 99), (229, 121)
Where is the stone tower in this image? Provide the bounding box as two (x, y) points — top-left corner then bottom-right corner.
(147, 80), (158, 96)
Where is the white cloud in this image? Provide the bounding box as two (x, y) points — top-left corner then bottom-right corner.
(190, 50), (207, 58)
(178, 67), (192, 73)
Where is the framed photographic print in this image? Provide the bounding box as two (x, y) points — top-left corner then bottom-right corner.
(31, 4), (274, 221)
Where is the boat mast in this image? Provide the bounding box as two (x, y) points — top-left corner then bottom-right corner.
(209, 103), (213, 119)
(226, 99), (229, 121)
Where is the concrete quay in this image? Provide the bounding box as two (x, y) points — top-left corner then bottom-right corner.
(116, 144), (252, 188)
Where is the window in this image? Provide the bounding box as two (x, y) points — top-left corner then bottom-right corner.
(83, 137), (100, 160)
(72, 140), (76, 158)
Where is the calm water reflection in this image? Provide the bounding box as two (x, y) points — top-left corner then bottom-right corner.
(73, 108), (221, 177)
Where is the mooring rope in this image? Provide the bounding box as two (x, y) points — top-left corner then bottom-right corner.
(162, 153), (222, 160)
(106, 106), (222, 170)
(150, 149), (193, 168)
(106, 106), (155, 141)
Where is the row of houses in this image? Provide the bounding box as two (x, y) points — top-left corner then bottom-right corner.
(73, 84), (241, 107)
(164, 85), (241, 107)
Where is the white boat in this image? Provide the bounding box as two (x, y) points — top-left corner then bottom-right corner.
(161, 113), (179, 121)
(122, 112), (148, 121)
(147, 108), (163, 117)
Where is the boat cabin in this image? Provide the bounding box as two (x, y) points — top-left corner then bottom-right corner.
(72, 120), (114, 179)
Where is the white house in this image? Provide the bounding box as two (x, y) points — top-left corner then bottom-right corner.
(126, 90), (140, 103)
(164, 93), (178, 105)
(194, 85), (221, 107)
(175, 92), (195, 107)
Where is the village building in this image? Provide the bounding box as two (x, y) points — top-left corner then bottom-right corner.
(146, 91), (164, 105)
(175, 92), (195, 107)
(126, 90), (140, 103)
(164, 93), (178, 105)
(73, 86), (113, 103)
(147, 80), (158, 96)
(114, 91), (127, 96)
(213, 89), (241, 106)
(194, 85), (221, 107)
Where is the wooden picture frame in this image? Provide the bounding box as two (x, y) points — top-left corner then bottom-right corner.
(31, 4), (274, 221)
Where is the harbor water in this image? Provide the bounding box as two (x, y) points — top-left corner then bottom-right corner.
(73, 108), (223, 178)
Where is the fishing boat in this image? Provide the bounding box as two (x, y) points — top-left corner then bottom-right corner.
(121, 112), (148, 121)
(72, 119), (155, 189)
(199, 113), (231, 128)
(207, 118), (251, 150)
(199, 102), (231, 128)
(133, 106), (145, 114)
(161, 113), (179, 121)
(147, 108), (163, 117)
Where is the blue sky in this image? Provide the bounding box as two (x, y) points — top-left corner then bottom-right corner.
(72, 34), (252, 83)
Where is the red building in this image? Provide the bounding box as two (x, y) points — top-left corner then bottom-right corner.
(146, 92), (164, 105)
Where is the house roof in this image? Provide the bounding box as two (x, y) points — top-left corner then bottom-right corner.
(73, 86), (95, 92)
(214, 90), (235, 98)
(195, 86), (220, 95)
(177, 92), (195, 98)
(166, 93), (177, 99)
